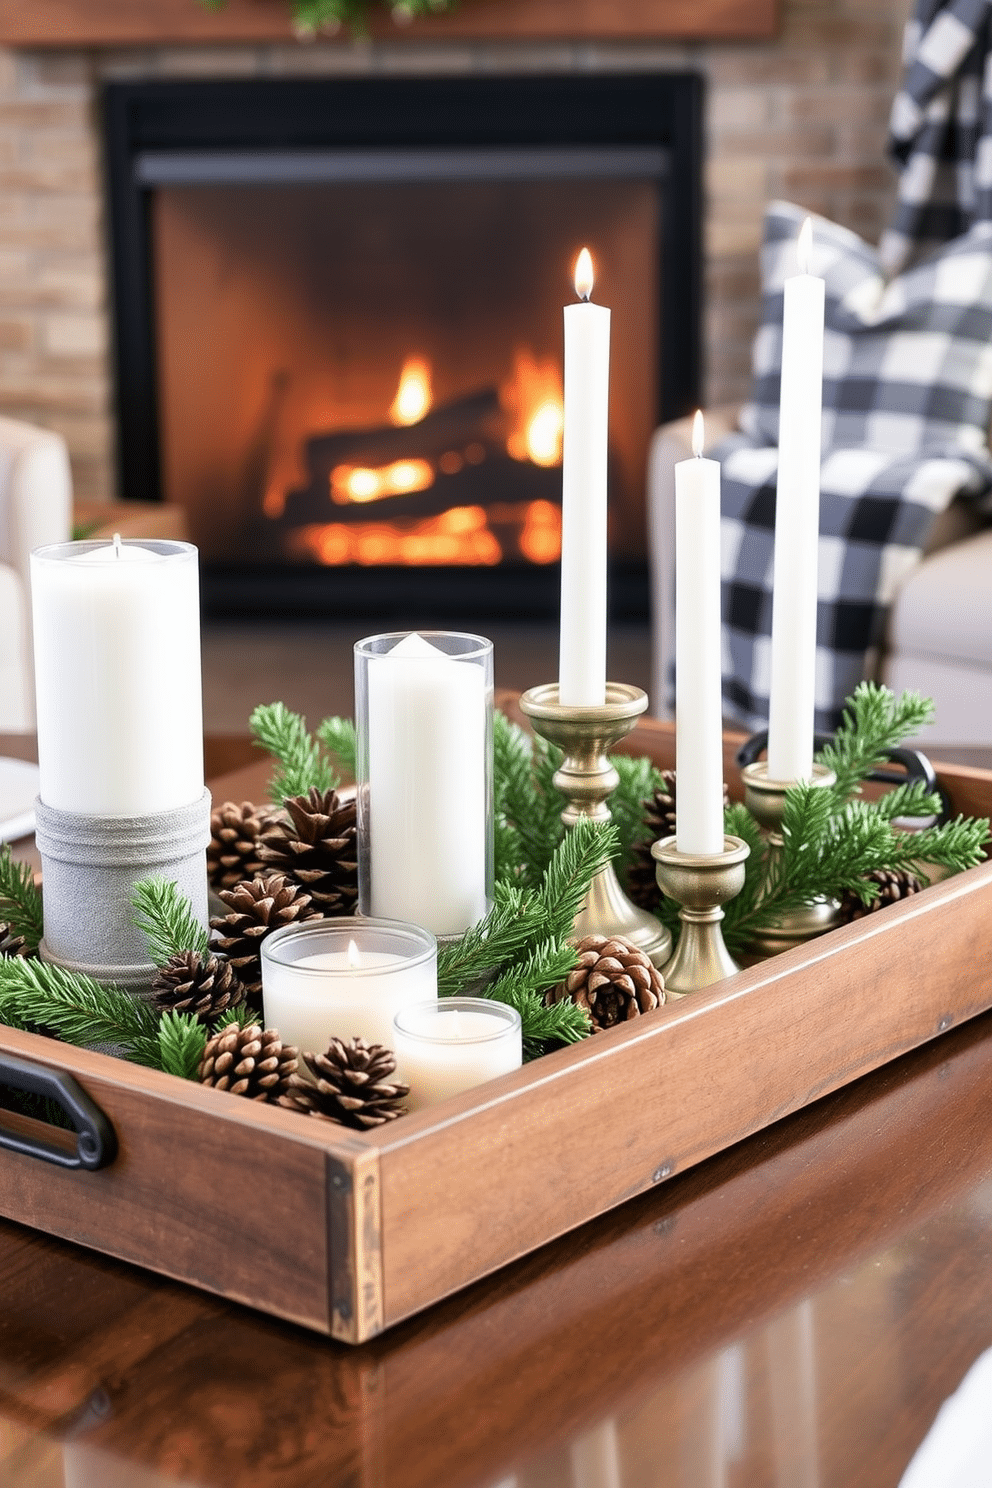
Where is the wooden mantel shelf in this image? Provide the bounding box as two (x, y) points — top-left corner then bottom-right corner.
(0, 0), (778, 49)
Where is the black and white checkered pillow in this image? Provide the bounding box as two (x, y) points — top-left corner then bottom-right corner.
(741, 200), (992, 461)
(720, 199), (992, 732)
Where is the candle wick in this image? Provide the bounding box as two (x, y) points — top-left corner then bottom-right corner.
(579, 290), (591, 303)
(112, 532), (123, 559)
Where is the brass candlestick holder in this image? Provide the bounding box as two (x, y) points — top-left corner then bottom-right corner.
(650, 835), (750, 997)
(519, 682), (672, 968)
(740, 760), (840, 956)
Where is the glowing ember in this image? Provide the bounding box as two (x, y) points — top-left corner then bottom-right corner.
(518, 499), (562, 564)
(330, 458), (435, 505)
(389, 356), (433, 426)
(502, 349), (564, 469)
(288, 506), (503, 566)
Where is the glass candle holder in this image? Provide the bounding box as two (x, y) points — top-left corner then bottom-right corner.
(260, 918), (437, 1056)
(392, 997), (522, 1112)
(354, 631), (494, 938)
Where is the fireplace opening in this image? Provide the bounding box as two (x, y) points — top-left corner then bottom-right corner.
(104, 75), (702, 621)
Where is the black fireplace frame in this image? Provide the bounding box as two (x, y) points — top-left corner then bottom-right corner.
(103, 72), (702, 621)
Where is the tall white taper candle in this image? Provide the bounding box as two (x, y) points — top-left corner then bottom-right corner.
(675, 412), (726, 855)
(559, 247), (611, 707)
(767, 217), (825, 784)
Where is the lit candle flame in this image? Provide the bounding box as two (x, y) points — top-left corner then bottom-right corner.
(113, 532), (123, 558)
(347, 938), (361, 969)
(797, 217), (813, 275)
(574, 247), (594, 302)
(692, 409), (705, 457)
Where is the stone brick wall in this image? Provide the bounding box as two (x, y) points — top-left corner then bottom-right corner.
(0, 0), (910, 503)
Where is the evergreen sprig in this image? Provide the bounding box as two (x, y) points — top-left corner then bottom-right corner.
(817, 682), (936, 802)
(0, 958), (161, 1067)
(249, 702), (339, 803)
(0, 843), (43, 951)
(157, 1010), (209, 1080)
(437, 816), (617, 1054)
(131, 877), (209, 966)
(316, 715), (357, 779)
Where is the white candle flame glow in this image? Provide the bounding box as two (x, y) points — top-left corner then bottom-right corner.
(574, 247), (594, 302)
(797, 217), (813, 275)
(692, 409), (705, 457)
(347, 938), (361, 969)
(113, 532), (123, 558)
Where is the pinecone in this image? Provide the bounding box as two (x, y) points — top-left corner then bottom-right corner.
(209, 873), (323, 1003)
(149, 949), (246, 1022)
(207, 800), (284, 892)
(838, 868), (923, 924)
(0, 920), (34, 959)
(279, 1037), (409, 1129)
(626, 772), (730, 912)
(549, 933), (665, 1031)
(258, 788), (358, 916)
(626, 771), (678, 910)
(198, 1022), (298, 1102)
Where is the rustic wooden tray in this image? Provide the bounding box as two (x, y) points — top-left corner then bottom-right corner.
(1, 719), (990, 1344)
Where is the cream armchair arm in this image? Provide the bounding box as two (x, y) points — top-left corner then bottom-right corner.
(0, 415), (72, 729)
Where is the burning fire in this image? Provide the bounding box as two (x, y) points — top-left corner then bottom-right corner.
(288, 506), (502, 567)
(330, 458), (434, 505)
(389, 356), (433, 426)
(502, 349), (564, 468)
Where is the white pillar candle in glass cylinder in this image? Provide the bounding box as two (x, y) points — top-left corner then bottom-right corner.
(261, 918), (437, 1054)
(31, 537), (203, 816)
(356, 631), (493, 937)
(392, 997), (522, 1111)
(674, 412), (726, 856)
(767, 217), (825, 785)
(559, 247), (611, 707)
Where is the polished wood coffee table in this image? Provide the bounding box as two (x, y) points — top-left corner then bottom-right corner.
(1, 740), (990, 1485)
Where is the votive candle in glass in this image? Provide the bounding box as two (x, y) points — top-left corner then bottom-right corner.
(260, 918), (437, 1054)
(355, 631), (493, 937)
(392, 997), (522, 1112)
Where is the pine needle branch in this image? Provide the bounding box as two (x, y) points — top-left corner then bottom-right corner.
(816, 682), (935, 801)
(249, 702), (338, 803)
(316, 715), (357, 780)
(131, 877), (208, 965)
(486, 940), (589, 1057)
(0, 958), (161, 1067)
(869, 781), (943, 822)
(609, 754), (665, 879)
(536, 817), (619, 945)
(0, 843), (43, 951)
(157, 1011), (208, 1080)
(883, 815), (989, 879)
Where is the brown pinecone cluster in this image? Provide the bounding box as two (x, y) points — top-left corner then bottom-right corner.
(549, 933), (665, 1031)
(0, 920), (35, 959)
(280, 1037), (409, 1129)
(206, 800), (284, 891)
(838, 868), (922, 924)
(210, 872), (322, 1005)
(198, 1022), (298, 1102)
(149, 949), (245, 1022)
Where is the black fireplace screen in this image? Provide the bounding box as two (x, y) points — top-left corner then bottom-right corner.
(104, 75), (702, 618)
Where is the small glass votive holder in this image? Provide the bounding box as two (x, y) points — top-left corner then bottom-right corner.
(354, 630), (494, 938)
(392, 997), (523, 1112)
(260, 918), (437, 1056)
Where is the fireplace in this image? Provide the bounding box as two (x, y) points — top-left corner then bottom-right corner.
(103, 74), (702, 620)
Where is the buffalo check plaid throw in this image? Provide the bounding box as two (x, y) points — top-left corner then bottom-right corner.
(717, 201), (992, 733)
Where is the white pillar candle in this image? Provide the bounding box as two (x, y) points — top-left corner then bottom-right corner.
(30, 537), (203, 817)
(674, 412), (725, 856)
(559, 247), (611, 707)
(767, 217), (825, 784)
(261, 918), (437, 1054)
(356, 631), (492, 937)
(392, 997), (522, 1112)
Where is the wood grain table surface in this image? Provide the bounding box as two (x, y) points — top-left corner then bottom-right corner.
(1, 736), (991, 1486)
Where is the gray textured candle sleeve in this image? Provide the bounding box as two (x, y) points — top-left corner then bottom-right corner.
(34, 789), (212, 992)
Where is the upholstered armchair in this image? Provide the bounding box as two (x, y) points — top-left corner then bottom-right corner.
(0, 416), (72, 730)
(647, 408), (991, 745)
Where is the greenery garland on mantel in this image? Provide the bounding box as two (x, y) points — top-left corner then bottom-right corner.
(198, 0), (459, 40)
(0, 682), (988, 1104)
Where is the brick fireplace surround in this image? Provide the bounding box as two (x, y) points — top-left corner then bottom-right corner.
(0, 0), (905, 506)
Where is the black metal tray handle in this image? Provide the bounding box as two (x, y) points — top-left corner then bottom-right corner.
(0, 1053), (117, 1170)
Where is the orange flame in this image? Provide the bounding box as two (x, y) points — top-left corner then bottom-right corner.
(502, 349), (564, 469)
(288, 506), (503, 567)
(330, 458), (435, 505)
(389, 356), (432, 426)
